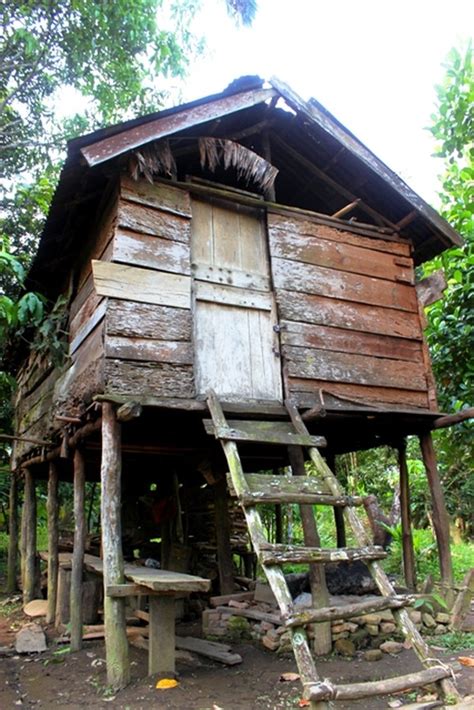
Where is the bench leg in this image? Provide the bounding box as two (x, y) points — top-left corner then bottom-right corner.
(148, 596), (175, 677)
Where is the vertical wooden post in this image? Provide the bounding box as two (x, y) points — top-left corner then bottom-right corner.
(214, 477), (235, 595)
(398, 440), (416, 591)
(274, 468), (283, 544)
(23, 467), (37, 604)
(20, 475), (27, 593)
(419, 432), (454, 590)
(46, 461), (59, 623)
(149, 596), (175, 677)
(101, 403), (130, 688)
(70, 449), (86, 650)
(288, 446), (332, 656)
(7, 471), (19, 593)
(326, 454), (346, 548)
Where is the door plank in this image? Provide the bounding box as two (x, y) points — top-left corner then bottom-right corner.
(195, 281), (273, 310)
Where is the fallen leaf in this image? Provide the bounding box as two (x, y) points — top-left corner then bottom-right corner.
(156, 678), (179, 689)
(298, 700), (310, 708)
(458, 656), (474, 667)
(279, 672), (300, 682)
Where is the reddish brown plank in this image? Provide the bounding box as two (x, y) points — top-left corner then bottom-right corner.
(268, 213), (411, 257)
(283, 345), (428, 391)
(272, 257), (418, 312)
(113, 229), (191, 275)
(269, 227), (413, 282)
(288, 378), (430, 409)
(276, 290), (423, 340)
(105, 336), (193, 365)
(280, 321), (423, 362)
(118, 199), (190, 243)
(106, 300), (192, 341)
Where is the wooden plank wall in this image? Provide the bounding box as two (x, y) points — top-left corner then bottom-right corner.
(268, 213), (436, 411)
(99, 176), (194, 398)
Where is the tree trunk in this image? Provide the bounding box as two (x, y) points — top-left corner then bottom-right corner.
(419, 432), (454, 593)
(100, 403), (130, 689)
(7, 472), (19, 593)
(398, 441), (416, 591)
(70, 448), (86, 651)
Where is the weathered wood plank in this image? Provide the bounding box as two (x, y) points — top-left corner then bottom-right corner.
(281, 321), (422, 363)
(106, 336), (193, 365)
(69, 300), (107, 355)
(288, 378), (430, 410)
(92, 260), (191, 309)
(260, 544), (386, 565)
(121, 175), (191, 217)
(149, 596), (175, 676)
(267, 213), (411, 257)
(416, 269), (447, 307)
(175, 636), (242, 665)
(106, 299), (191, 341)
(269, 225), (414, 282)
(118, 199), (191, 243)
(277, 290), (423, 340)
(191, 261), (270, 291)
(272, 257), (418, 312)
(195, 280), (273, 310)
(233, 473), (331, 497)
(113, 229), (191, 275)
(284, 346), (428, 392)
(69, 286), (104, 347)
(204, 419), (326, 447)
(76, 190), (118, 291)
(104, 359), (194, 398)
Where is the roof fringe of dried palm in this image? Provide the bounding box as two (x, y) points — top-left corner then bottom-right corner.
(199, 137), (278, 192)
(129, 140), (177, 183)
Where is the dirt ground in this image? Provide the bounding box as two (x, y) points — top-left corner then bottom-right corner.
(1, 608), (473, 710)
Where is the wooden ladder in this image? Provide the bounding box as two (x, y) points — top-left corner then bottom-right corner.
(205, 390), (459, 708)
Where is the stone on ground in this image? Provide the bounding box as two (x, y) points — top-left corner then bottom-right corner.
(334, 638), (355, 657)
(15, 623), (47, 653)
(364, 649), (383, 661)
(379, 640), (403, 655)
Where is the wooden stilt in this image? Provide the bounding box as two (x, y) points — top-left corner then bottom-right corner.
(398, 441), (416, 591)
(214, 477), (235, 595)
(419, 432), (454, 590)
(20, 478), (26, 593)
(70, 449), (86, 651)
(288, 446), (332, 656)
(100, 402), (130, 689)
(7, 472), (19, 593)
(326, 454), (346, 547)
(46, 462), (59, 623)
(23, 468), (36, 604)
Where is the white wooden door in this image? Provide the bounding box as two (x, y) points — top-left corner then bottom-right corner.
(192, 198), (282, 401)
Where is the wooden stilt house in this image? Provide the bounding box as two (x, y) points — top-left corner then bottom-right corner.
(9, 77), (463, 703)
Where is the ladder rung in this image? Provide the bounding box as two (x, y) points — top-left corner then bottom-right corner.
(284, 594), (414, 627)
(305, 666), (451, 701)
(203, 419), (326, 448)
(260, 544), (386, 565)
(228, 472), (334, 499)
(239, 491), (364, 506)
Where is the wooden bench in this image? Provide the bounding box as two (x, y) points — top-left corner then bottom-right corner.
(40, 551), (211, 676)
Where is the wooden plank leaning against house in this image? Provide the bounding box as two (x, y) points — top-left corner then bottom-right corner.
(268, 213), (437, 411)
(94, 176), (195, 400)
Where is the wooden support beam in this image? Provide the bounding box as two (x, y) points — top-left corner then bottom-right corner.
(7, 472), (19, 593)
(331, 199), (361, 219)
(396, 209), (418, 230)
(261, 130), (276, 202)
(326, 454), (346, 548)
(149, 596), (175, 677)
(214, 477), (235, 596)
(433, 407), (474, 430)
(20, 480), (26, 595)
(100, 403), (130, 689)
(419, 432), (454, 592)
(23, 468), (37, 604)
(46, 462), (59, 623)
(116, 401), (143, 422)
(287, 445), (332, 656)
(398, 441), (416, 591)
(70, 449), (86, 651)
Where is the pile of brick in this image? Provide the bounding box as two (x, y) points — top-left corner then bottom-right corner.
(202, 591), (452, 657)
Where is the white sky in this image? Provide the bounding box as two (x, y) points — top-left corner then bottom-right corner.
(174, 0), (473, 206)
